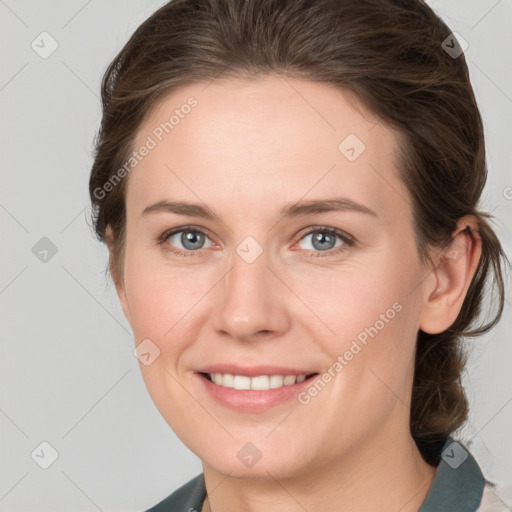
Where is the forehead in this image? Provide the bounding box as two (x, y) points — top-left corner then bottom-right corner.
(127, 75), (411, 225)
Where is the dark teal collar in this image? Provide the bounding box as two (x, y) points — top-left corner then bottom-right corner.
(419, 437), (484, 512)
(144, 473), (205, 512)
(145, 437), (484, 511)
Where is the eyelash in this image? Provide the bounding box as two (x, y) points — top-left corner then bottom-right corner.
(157, 225), (355, 258)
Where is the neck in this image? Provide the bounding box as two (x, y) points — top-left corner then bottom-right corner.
(201, 428), (437, 512)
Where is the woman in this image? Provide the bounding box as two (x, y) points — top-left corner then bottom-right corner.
(88, 0), (509, 510)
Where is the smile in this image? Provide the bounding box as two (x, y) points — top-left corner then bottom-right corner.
(197, 370), (319, 412)
(206, 373), (311, 390)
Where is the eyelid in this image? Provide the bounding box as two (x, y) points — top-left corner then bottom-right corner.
(157, 225), (211, 244)
(296, 225), (355, 244)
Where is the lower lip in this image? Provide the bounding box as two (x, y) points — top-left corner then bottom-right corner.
(196, 373), (317, 412)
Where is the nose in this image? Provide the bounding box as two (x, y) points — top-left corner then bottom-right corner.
(211, 250), (291, 341)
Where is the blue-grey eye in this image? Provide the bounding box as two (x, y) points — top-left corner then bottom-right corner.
(297, 230), (346, 252)
(167, 230), (213, 251)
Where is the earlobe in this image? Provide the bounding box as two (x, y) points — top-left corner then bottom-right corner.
(419, 216), (482, 334)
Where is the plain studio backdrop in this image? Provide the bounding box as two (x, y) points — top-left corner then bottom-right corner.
(0, 0), (511, 511)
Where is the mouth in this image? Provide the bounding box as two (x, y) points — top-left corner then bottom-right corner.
(200, 372), (318, 390)
(196, 370), (320, 411)
(194, 365), (321, 411)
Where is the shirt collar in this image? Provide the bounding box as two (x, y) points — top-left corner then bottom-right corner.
(419, 436), (484, 512)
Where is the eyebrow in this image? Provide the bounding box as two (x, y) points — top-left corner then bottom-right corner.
(141, 197), (377, 221)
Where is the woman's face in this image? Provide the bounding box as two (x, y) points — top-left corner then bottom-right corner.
(115, 75), (433, 478)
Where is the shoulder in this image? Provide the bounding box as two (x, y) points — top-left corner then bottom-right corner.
(476, 484), (511, 512)
(143, 474), (206, 512)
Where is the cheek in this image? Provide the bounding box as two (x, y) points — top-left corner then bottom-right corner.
(296, 249), (422, 401)
(122, 241), (204, 341)
(294, 252), (419, 347)
(121, 246), (207, 422)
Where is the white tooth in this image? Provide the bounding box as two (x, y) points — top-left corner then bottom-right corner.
(211, 373), (308, 389)
(251, 375), (270, 390)
(222, 374), (234, 388)
(269, 375), (284, 388)
(283, 375), (297, 386)
(233, 375), (251, 390)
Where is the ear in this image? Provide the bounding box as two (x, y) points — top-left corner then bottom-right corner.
(419, 215), (482, 334)
(105, 224), (131, 324)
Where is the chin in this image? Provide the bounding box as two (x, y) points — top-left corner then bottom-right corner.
(200, 447), (311, 481)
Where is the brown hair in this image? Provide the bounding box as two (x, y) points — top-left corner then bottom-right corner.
(89, 0), (508, 464)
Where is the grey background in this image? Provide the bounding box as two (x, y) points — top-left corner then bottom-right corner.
(0, 0), (511, 510)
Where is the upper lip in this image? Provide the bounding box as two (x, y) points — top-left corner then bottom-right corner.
(196, 365), (317, 377)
